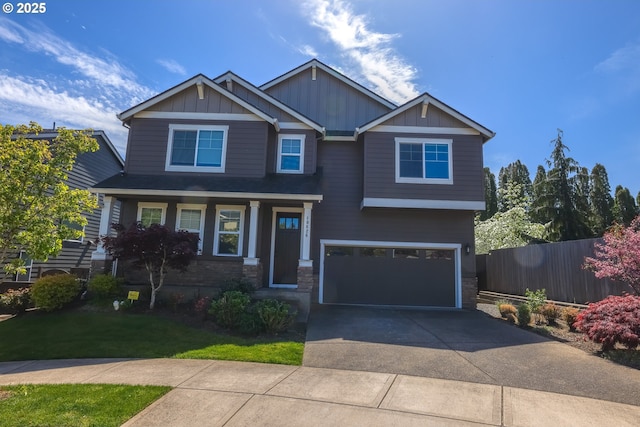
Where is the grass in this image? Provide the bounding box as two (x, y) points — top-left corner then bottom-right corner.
(0, 384), (170, 427)
(0, 310), (304, 365)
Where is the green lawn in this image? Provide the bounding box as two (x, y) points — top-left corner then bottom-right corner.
(0, 310), (304, 365)
(0, 384), (170, 427)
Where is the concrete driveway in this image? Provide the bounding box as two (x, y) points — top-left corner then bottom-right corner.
(303, 305), (640, 407)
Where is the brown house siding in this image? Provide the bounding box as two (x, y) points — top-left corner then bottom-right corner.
(150, 85), (252, 115)
(363, 132), (485, 201)
(312, 141), (476, 277)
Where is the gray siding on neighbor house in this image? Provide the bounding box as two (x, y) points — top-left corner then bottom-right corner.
(263, 67), (392, 131)
(312, 141), (476, 277)
(149, 85), (253, 115)
(124, 118), (269, 177)
(362, 132), (485, 201)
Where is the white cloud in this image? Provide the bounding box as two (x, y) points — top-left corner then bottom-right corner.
(303, 0), (419, 104)
(157, 58), (187, 76)
(298, 44), (319, 57)
(595, 42), (640, 73)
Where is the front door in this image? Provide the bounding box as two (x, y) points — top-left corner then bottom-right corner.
(272, 212), (301, 286)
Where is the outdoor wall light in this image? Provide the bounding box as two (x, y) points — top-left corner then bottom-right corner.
(465, 244), (471, 255)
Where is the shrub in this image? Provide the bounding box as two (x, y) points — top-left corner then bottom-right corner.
(193, 296), (211, 319)
(562, 307), (580, 331)
(525, 288), (547, 324)
(87, 274), (122, 299)
(0, 287), (31, 314)
(221, 278), (255, 295)
(167, 292), (185, 312)
(255, 299), (296, 334)
(540, 303), (561, 325)
(574, 295), (640, 351)
(498, 303), (517, 318)
(517, 303), (531, 328)
(31, 274), (81, 312)
(208, 291), (251, 329)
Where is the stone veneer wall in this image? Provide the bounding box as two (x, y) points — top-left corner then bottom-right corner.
(120, 258), (244, 288)
(462, 276), (478, 309)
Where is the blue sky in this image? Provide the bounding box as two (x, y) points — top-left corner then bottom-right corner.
(1, 0), (639, 195)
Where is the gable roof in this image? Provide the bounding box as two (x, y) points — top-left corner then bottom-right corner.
(117, 74), (282, 130)
(356, 93), (495, 142)
(260, 59), (397, 111)
(212, 71), (325, 134)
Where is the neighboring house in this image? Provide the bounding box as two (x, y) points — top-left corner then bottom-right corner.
(91, 59), (494, 317)
(2, 129), (124, 283)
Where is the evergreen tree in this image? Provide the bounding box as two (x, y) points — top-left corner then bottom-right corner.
(530, 165), (550, 224)
(612, 185), (638, 226)
(535, 130), (590, 241)
(575, 166), (591, 235)
(479, 167), (498, 220)
(497, 160), (532, 212)
(589, 163), (614, 236)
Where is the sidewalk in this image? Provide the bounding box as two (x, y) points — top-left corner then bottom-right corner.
(1, 358), (639, 426)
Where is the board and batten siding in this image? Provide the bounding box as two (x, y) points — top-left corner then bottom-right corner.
(124, 118), (269, 178)
(312, 141), (476, 277)
(149, 85), (252, 115)
(264, 67), (392, 131)
(363, 132), (485, 202)
(387, 104), (469, 128)
(228, 84), (298, 123)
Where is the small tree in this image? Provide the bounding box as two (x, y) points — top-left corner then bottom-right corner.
(583, 215), (640, 295)
(101, 223), (198, 309)
(0, 122), (99, 274)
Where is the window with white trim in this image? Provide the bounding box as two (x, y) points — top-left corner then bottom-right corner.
(214, 205), (245, 256)
(176, 204), (206, 254)
(277, 134), (305, 173)
(395, 138), (453, 184)
(165, 124), (228, 172)
(137, 202), (168, 227)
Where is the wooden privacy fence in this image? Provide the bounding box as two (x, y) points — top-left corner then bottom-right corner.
(477, 238), (632, 304)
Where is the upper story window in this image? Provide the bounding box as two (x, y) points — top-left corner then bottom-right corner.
(395, 138), (453, 184)
(277, 134), (305, 174)
(137, 202), (168, 227)
(165, 124), (228, 173)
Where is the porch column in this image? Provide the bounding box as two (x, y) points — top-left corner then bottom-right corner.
(301, 202), (312, 263)
(243, 201), (262, 288)
(91, 195), (113, 260)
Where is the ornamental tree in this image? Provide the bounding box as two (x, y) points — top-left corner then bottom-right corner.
(101, 222), (199, 309)
(0, 122), (99, 274)
(583, 215), (640, 295)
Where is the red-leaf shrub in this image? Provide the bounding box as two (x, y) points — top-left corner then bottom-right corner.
(574, 295), (640, 351)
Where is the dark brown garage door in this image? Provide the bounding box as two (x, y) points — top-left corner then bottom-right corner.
(322, 246), (456, 307)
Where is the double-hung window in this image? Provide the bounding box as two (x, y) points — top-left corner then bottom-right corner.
(176, 204), (206, 254)
(166, 124), (228, 172)
(137, 202), (167, 227)
(395, 138), (453, 184)
(277, 134), (305, 173)
(214, 205), (245, 256)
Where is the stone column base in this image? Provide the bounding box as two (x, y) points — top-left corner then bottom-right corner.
(242, 261), (263, 289)
(462, 277), (478, 309)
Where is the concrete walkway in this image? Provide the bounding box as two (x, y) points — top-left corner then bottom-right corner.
(1, 358), (639, 426)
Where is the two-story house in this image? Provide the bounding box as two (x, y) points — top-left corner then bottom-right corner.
(91, 59), (494, 317)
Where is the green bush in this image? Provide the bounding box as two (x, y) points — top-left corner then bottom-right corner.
(517, 303), (531, 328)
(31, 274), (81, 312)
(87, 274), (122, 298)
(525, 288), (547, 324)
(220, 278), (255, 295)
(256, 299), (296, 334)
(209, 291), (251, 329)
(0, 287), (31, 314)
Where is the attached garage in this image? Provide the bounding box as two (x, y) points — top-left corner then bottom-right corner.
(320, 240), (461, 308)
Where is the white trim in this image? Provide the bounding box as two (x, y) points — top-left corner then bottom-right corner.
(277, 134), (305, 174)
(395, 138), (453, 185)
(319, 239), (462, 308)
(260, 59), (397, 109)
(370, 125), (480, 135)
(165, 124), (228, 173)
(247, 201), (260, 259)
(323, 135), (357, 142)
(361, 197), (486, 211)
(89, 187), (323, 202)
(213, 205), (245, 257)
(134, 111), (263, 121)
(269, 207), (304, 288)
(243, 257), (259, 266)
(136, 202), (168, 226)
(357, 94), (495, 140)
(176, 203), (207, 254)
